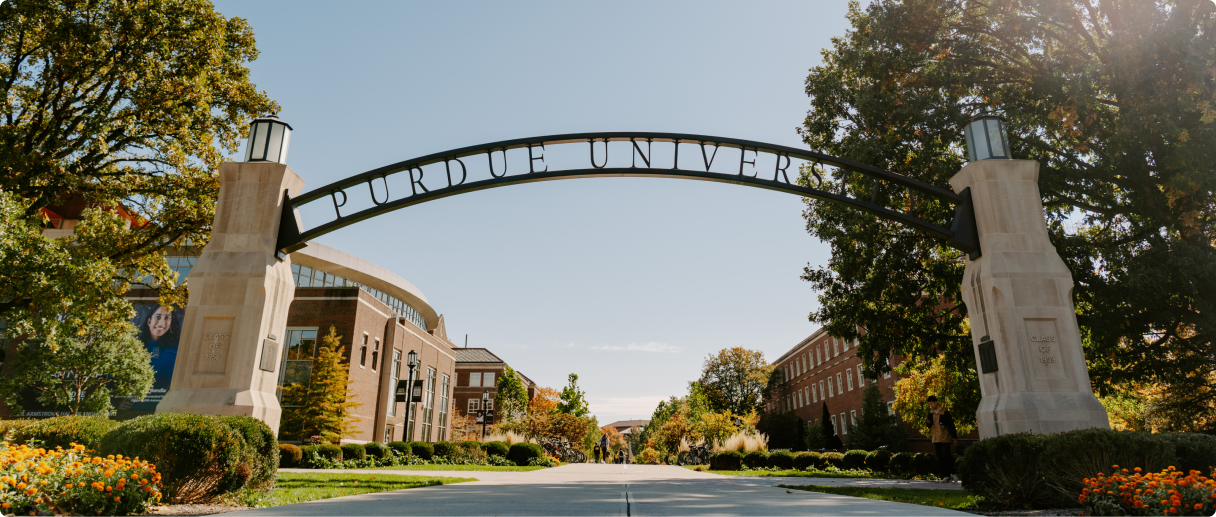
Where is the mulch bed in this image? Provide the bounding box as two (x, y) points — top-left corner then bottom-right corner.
(142, 504), (250, 515)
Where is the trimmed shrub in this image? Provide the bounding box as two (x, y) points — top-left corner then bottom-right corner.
(410, 441), (434, 460)
(98, 413), (251, 503)
(388, 441), (412, 457)
(793, 451), (817, 470)
(0, 419), (36, 441)
(219, 415), (277, 491)
(13, 415), (119, 450)
(312, 443), (343, 462)
(767, 450), (795, 469)
(1039, 428), (1175, 506)
(888, 452), (913, 474)
(507, 442), (544, 466)
(710, 450), (743, 470)
(1152, 432), (1216, 476)
(957, 432), (1053, 509)
(460, 440), (483, 452)
(279, 444), (303, 468)
(364, 441), (387, 459)
(742, 450), (768, 469)
(482, 441), (509, 457)
(340, 443), (366, 460)
(822, 451), (846, 469)
(432, 441), (456, 457)
(866, 449), (892, 472)
(843, 450), (869, 470)
(912, 452), (938, 476)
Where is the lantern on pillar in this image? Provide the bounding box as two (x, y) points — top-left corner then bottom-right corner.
(963, 114), (1011, 161)
(244, 115), (293, 163)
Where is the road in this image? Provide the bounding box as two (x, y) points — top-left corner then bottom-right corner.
(235, 464), (968, 516)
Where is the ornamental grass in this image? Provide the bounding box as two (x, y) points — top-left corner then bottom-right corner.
(0, 441), (162, 516)
(1080, 465), (1216, 516)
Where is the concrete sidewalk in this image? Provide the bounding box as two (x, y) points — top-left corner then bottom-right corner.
(234, 464), (969, 515)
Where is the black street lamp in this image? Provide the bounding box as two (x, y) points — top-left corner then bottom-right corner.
(480, 389), (490, 440)
(402, 350), (419, 441)
(963, 113), (1011, 161)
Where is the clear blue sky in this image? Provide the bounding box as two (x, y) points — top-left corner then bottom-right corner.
(212, 0), (855, 424)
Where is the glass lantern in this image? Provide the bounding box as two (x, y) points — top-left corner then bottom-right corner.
(244, 115), (293, 163)
(964, 114), (1011, 161)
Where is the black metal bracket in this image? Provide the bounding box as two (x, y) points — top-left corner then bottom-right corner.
(947, 187), (982, 260)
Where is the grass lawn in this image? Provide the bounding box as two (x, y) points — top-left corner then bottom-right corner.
(779, 484), (979, 510)
(374, 464), (546, 472)
(686, 466), (880, 479)
(240, 472), (475, 507)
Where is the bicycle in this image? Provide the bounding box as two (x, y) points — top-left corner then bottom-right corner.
(677, 442), (712, 466)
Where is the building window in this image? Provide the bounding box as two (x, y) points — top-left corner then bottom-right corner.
(797, 390), (803, 408)
(847, 370), (854, 391)
(291, 263), (429, 331)
(812, 385), (818, 403)
(856, 365), (865, 386)
(468, 399), (480, 413)
(819, 380), (825, 399)
(836, 373), (843, 395)
(388, 350), (401, 417)
(840, 412), (847, 434)
(469, 372), (482, 387)
(438, 374), (450, 441)
(803, 387), (809, 405)
(816, 346), (821, 365)
(828, 377), (834, 397)
(422, 367), (436, 441)
(484, 372), (495, 387)
(833, 338), (840, 356)
(371, 338), (380, 371)
(887, 401), (895, 416)
(359, 334), (368, 367)
(850, 410), (858, 427)
(830, 415), (838, 435)
(278, 328), (318, 402)
(384, 424), (393, 443)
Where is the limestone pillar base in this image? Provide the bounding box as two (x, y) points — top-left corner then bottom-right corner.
(155, 162), (305, 436)
(950, 160), (1109, 438)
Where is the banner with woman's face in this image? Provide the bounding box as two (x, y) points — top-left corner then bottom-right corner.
(124, 302), (186, 410)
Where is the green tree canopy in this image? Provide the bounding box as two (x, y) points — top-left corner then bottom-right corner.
(557, 373), (590, 417)
(698, 347), (773, 415)
(0, 0), (277, 339)
(0, 316), (153, 416)
(495, 364), (529, 423)
(800, 0), (1215, 429)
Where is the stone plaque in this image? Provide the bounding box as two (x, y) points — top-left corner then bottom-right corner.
(195, 318), (234, 375)
(259, 339), (279, 372)
(1024, 318), (1064, 378)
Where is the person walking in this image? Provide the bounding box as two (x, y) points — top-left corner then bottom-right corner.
(925, 395), (959, 482)
(599, 433), (610, 465)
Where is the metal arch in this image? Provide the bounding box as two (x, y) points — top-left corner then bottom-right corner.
(275, 132), (981, 257)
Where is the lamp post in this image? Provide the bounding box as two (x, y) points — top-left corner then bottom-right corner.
(244, 114), (293, 163)
(963, 113), (1011, 161)
(402, 350), (419, 441)
(480, 390), (490, 440)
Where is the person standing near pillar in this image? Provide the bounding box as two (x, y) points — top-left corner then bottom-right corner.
(599, 433), (609, 464)
(925, 395), (958, 482)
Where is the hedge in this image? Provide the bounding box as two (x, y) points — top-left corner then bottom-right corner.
(364, 441), (387, 459)
(888, 452), (914, 474)
(340, 443), (366, 460)
(1039, 428), (1174, 505)
(507, 442), (544, 466)
(410, 441), (434, 460)
(865, 449), (892, 471)
(767, 450), (795, 469)
(822, 451), (845, 469)
(842, 450), (868, 470)
(460, 440), (483, 452)
(0, 418), (35, 440)
(303, 443), (343, 463)
(432, 441), (456, 457)
(98, 413), (254, 503)
(12, 415), (119, 450)
(710, 450), (743, 471)
(912, 452), (937, 476)
(793, 451), (820, 470)
(279, 444), (303, 468)
(218, 416), (277, 492)
(742, 450), (768, 469)
(388, 441), (413, 457)
(1151, 432), (1216, 477)
(482, 441), (509, 457)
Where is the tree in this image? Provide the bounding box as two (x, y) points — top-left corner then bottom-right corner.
(848, 383), (908, 451)
(0, 0), (278, 338)
(495, 364), (529, 424)
(698, 347), (773, 415)
(0, 318), (152, 416)
(799, 0), (1216, 430)
(279, 327), (361, 443)
(697, 411), (739, 448)
(557, 373), (589, 417)
(757, 410), (804, 451)
(820, 402), (844, 450)
(891, 355), (979, 437)
(653, 411), (700, 455)
(509, 386), (558, 439)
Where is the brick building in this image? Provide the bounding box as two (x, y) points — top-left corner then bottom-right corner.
(453, 348), (536, 426)
(769, 327), (977, 452)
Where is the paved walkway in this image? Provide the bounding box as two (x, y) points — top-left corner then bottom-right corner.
(235, 464), (968, 516)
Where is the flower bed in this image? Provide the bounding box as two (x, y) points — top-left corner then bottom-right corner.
(1080, 466), (1216, 516)
(0, 441), (163, 516)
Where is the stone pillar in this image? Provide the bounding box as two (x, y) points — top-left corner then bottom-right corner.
(155, 161), (305, 436)
(951, 159), (1109, 438)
